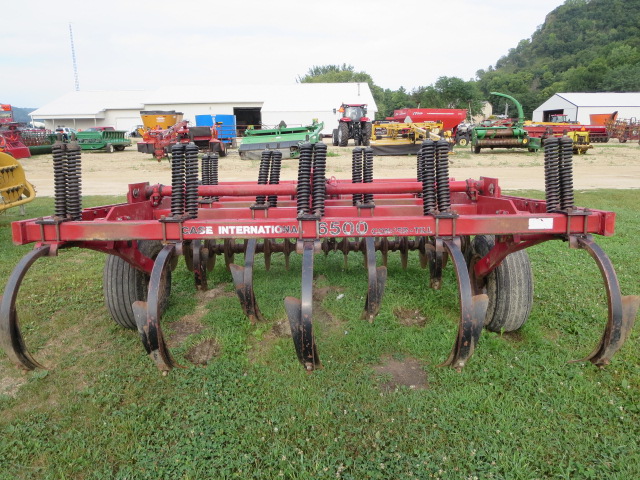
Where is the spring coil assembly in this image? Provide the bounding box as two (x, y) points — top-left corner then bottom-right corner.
(210, 153), (219, 202)
(416, 144), (425, 197)
(296, 143), (313, 216)
(312, 143), (327, 217)
(419, 140), (437, 215)
(65, 139), (83, 220)
(170, 143), (186, 217)
(543, 137), (561, 212)
(362, 147), (374, 205)
(184, 143), (199, 218)
(268, 150), (282, 207)
(201, 153), (219, 202)
(435, 139), (451, 212)
(201, 153), (211, 187)
(559, 135), (575, 211)
(255, 150), (272, 206)
(351, 147), (363, 206)
(52, 137), (68, 218)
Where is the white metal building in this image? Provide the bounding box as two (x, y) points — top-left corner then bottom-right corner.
(532, 92), (640, 124)
(30, 83), (377, 136)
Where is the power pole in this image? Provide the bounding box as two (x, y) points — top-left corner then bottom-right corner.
(69, 24), (79, 91)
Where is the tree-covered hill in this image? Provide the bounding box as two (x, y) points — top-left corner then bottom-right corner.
(476, 0), (640, 117)
(300, 0), (640, 120)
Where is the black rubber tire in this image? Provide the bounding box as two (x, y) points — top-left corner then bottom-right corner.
(362, 122), (372, 146)
(473, 145), (481, 154)
(338, 122), (349, 147)
(103, 241), (171, 329)
(332, 129), (339, 146)
(458, 137), (468, 147)
(104, 143), (114, 153)
(114, 145), (126, 151)
(468, 235), (533, 333)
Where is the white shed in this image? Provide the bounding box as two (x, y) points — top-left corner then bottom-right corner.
(532, 92), (640, 124)
(30, 83), (377, 136)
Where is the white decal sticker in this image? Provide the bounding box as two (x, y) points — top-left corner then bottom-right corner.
(528, 218), (553, 230)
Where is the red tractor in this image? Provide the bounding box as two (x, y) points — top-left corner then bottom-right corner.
(332, 103), (372, 147)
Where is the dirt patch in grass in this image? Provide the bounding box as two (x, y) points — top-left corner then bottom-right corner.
(185, 338), (221, 366)
(373, 356), (429, 392)
(168, 285), (232, 347)
(502, 331), (526, 343)
(168, 286), (231, 366)
(394, 307), (428, 327)
(271, 319), (291, 338)
(0, 375), (27, 398)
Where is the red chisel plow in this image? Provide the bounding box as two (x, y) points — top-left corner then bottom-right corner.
(1, 137), (638, 373)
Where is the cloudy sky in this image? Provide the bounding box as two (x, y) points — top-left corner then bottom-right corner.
(2, 0), (566, 108)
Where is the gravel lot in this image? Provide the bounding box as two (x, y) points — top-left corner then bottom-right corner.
(18, 138), (640, 197)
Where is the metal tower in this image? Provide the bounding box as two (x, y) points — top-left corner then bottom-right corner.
(69, 24), (79, 91)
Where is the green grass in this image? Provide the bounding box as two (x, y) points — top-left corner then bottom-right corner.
(1, 191), (639, 479)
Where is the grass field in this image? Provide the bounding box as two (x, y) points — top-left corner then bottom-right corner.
(1, 191), (639, 479)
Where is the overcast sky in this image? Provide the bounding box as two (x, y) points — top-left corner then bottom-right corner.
(2, 0), (566, 108)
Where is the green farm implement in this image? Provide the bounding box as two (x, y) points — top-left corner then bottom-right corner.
(75, 130), (131, 152)
(239, 121), (323, 160)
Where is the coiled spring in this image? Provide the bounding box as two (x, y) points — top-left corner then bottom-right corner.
(185, 143), (199, 218)
(419, 140), (437, 215)
(201, 152), (219, 202)
(268, 151), (282, 207)
(255, 150), (272, 205)
(65, 140), (82, 220)
(170, 143), (186, 217)
(312, 143), (327, 216)
(52, 138), (68, 218)
(435, 139), (451, 212)
(559, 135), (575, 210)
(296, 143), (313, 216)
(363, 147), (374, 204)
(351, 147), (363, 206)
(543, 137), (561, 212)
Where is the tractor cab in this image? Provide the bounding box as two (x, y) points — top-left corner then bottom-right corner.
(340, 104), (368, 122)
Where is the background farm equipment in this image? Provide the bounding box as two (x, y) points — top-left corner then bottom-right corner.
(387, 108), (468, 142)
(525, 114), (609, 143)
(471, 92), (530, 153)
(524, 125), (593, 154)
(238, 121), (323, 160)
(369, 120), (449, 155)
(1, 134), (637, 375)
(139, 110), (184, 132)
(137, 121), (226, 160)
(0, 151), (35, 213)
(605, 113), (640, 143)
(332, 104), (372, 147)
(75, 129), (131, 152)
(0, 125), (31, 159)
(19, 129), (56, 155)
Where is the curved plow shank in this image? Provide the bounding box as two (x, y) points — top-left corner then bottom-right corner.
(192, 239), (209, 290)
(362, 237), (387, 322)
(132, 243), (182, 373)
(570, 236), (639, 366)
(285, 240), (320, 371)
(230, 238), (264, 324)
(438, 238), (489, 370)
(0, 245), (52, 370)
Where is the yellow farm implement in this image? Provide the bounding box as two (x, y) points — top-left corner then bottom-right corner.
(0, 152), (35, 213)
(370, 121), (449, 155)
